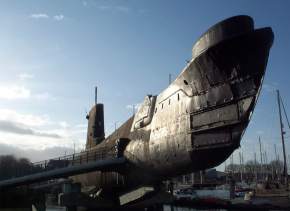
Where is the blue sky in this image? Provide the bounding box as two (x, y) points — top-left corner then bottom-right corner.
(0, 0), (290, 170)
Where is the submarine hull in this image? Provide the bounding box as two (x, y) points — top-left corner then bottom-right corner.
(122, 16), (274, 185)
(187, 26), (274, 172)
(73, 16), (274, 194)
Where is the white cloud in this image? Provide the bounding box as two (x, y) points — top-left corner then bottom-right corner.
(53, 14), (64, 21)
(0, 143), (79, 162)
(0, 82), (55, 101)
(0, 120), (61, 139)
(0, 85), (31, 100)
(0, 123), (85, 151)
(30, 13), (49, 19)
(18, 73), (34, 80)
(0, 109), (87, 150)
(29, 13), (65, 21)
(0, 109), (50, 127)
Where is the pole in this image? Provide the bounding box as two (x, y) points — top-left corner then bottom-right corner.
(95, 86), (97, 105)
(169, 74), (172, 85)
(242, 152), (244, 175)
(239, 151), (243, 182)
(265, 151), (268, 179)
(230, 154), (234, 176)
(225, 160), (227, 172)
(277, 90), (288, 186)
(254, 152), (258, 183)
(274, 144), (278, 162)
(259, 136), (263, 181)
(288, 154), (290, 176)
(280, 95), (290, 129)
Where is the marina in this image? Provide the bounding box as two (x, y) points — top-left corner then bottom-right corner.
(1, 1), (290, 211)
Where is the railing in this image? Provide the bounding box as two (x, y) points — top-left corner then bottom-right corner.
(1, 146), (117, 181)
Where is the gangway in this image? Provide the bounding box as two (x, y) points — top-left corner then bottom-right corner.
(0, 147), (126, 189)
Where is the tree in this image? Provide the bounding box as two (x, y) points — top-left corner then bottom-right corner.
(0, 155), (33, 180)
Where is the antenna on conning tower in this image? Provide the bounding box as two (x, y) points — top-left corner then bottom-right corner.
(95, 86), (97, 105)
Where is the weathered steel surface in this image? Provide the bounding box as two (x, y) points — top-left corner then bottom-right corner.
(80, 15), (274, 190)
(0, 16), (274, 198)
(86, 103), (105, 148)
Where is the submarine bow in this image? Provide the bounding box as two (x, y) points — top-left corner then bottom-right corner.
(184, 15), (274, 170)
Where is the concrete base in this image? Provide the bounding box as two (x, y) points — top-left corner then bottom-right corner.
(119, 186), (154, 205)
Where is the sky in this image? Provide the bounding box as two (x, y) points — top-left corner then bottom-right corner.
(0, 0), (290, 171)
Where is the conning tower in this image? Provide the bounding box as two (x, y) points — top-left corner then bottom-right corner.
(86, 87), (105, 149)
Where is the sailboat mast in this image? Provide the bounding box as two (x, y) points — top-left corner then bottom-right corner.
(259, 136), (263, 180)
(277, 89), (288, 185)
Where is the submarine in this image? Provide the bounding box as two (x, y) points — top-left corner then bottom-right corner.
(72, 15), (274, 199)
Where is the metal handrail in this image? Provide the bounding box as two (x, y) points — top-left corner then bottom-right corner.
(0, 146), (117, 181)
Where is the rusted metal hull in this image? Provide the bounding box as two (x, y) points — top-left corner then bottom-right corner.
(73, 15), (274, 194)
